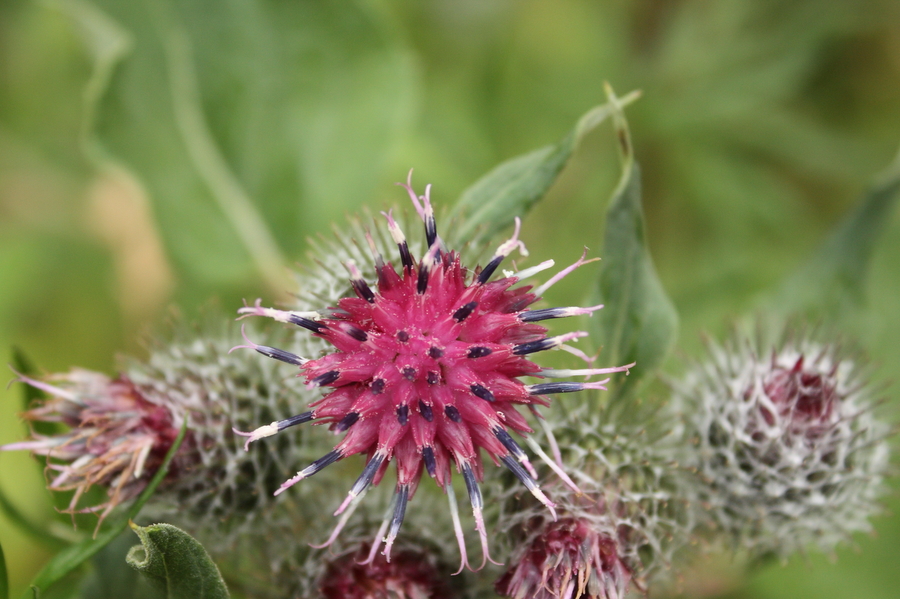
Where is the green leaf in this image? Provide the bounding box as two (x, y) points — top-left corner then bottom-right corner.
(11, 348), (60, 438)
(1, 537), (8, 599)
(763, 146), (900, 322)
(126, 523), (229, 599)
(0, 485), (69, 551)
(23, 421), (187, 599)
(448, 90), (641, 246)
(590, 85), (678, 402)
(51, 0), (415, 294)
(78, 533), (145, 599)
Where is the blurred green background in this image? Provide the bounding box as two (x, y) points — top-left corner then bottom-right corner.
(1, 0), (899, 597)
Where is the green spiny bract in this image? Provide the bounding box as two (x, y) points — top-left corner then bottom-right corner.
(495, 403), (693, 598)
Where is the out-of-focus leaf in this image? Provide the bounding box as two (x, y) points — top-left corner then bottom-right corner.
(448, 90), (641, 246)
(51, 0), (415, 293)
(590, 86), (678, 402)
(79, 532), (148, 599)
(0, 485), (69, 551)
(11, 348), (43, 409)
(126, 523), (228, 599)
(11, 348), (60, 438)
(23, 422), (187, 599)
(1, 537), (8, 599)
(763, 146), (900, 323)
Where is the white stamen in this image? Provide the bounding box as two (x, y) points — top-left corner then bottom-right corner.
(534, 247), (599, 297)
(495, 217), (528, 258)
(359, 497), (395, 566)
(232, 423), (279, 452)
(237, 299), (320, 323)
(524, 435), (582, 495)
(309, 486), (370, 549)
(133, 439), (154, 479)
(381, 209), (407, 245)
(447, 484), (470, 575)
(512, 259), (555, 281)
(539, 363), (635, 378)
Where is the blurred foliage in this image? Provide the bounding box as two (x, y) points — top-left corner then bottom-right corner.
(1, 0), (899, 598)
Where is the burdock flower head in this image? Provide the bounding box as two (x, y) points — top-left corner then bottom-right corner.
(678, 335), (890, 557)
(495, 517), (633, 599)
(234, 173), (633, 568)
(1, 369), (182, 528)
(318, 540), (457, 599)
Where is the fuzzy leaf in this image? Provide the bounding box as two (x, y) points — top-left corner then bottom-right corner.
(22, 422), (187, 599)
(126, 524), (228, 599)
(1, 538), (8, 599)
(764, 146), (900, 321)
(590, 86), (678, 401)
(448, 91), (641, 246)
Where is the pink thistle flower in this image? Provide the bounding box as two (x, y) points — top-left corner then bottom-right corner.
(1, 370), (182, 530)
(234, 173), (633, 569)
(495, 517), (634, 599)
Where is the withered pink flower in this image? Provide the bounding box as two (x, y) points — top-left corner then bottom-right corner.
(1, 370), (182, 529)
(318, 542), (455, 599)
(495, 517), (634, 599)
(234, 174), (633, 569)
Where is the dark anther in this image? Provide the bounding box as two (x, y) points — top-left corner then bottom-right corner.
(470, 384), (495, 402)
(426, 371), (440, 385)
(344, 324), (368, 342)
(302, 449), (343, 478)
(419, 400), (434, 422)
(528, 382), (585, 395)
(397, 330), (410, 342)
(452, 301), (478, 322)
(513, 337), (558, 356)
(428, 346), (444, 359)
(288, 314), (327, 334)
(417, 263), (430, 294)
(349, 454), (384, 496)
(467, 346), (492, 359)
(402, 366), (417, 381)
(351, 278), (376, 303)
(276, 411), (315, 431)
(444, 405), (462, 423)
(493, 427), (526, 459)
(476, 255), (504, 285)
(398, 242), (414, 273)
(397, 404), (409, 426)
(312, 370), (340, 386)
(422, 446), (437, 477)
(520, 308), (567, 322)
(371, 378), (386, 395)
(254, 345), (307, 366)
(334, 411), (359, 432)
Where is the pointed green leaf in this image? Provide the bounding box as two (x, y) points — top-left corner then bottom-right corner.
(127, 523), (228, 599)
(590, 86), (678, 401)
(448, 91), (641, 246)
(763, 146), (900, 321)
(11, 348), (60, 438)
(23, 421), (187, 599)
(1, 538), (8, 599)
